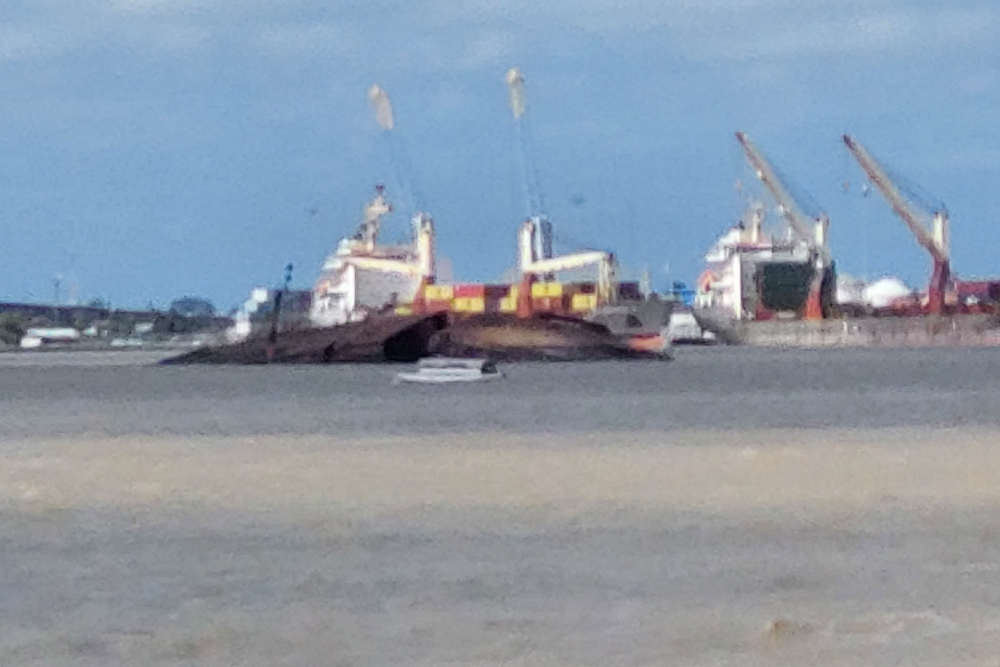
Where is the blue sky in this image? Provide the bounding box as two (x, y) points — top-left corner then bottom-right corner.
(2, 0), (999, 310)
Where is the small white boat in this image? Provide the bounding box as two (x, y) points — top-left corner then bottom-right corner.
(394, 357), (503, 384)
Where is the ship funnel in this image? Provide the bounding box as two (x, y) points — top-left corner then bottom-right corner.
(368, 85), (395, 131)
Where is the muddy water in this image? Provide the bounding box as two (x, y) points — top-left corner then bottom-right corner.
(2, 346), (1000, 438)
(2, 348), (1000, 666)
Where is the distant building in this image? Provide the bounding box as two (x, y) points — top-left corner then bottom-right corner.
(169, 297), (216, 318)
(227, 288), (312, 342)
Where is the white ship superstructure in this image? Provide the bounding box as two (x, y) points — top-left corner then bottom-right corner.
(693, 204), (819, 342)
(695, 205), (813, 316)
(310, 186), (435, 327)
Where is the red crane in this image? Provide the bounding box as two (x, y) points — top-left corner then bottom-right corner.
(842, 135), (950, 314)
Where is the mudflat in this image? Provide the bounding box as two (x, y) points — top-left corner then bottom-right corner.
(4, 428), (1000, 666)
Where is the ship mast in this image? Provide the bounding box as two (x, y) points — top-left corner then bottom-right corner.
(842, 135), (950, 314)
(353, 185), (392, 250)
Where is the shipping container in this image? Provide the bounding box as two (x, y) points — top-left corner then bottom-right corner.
(531, 282), (564, 298)
(452, 296), (486, 313)
(424, 284), (455, 301)
(454, 283), (487, 299)
(571, 294), (598, 312)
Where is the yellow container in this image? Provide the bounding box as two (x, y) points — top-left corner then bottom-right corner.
(531, 282), (563, 298)
(571, 294), (598, 312)
(395, 305), (414, 316)
(452, 297), (485, 313)
(499, 297), (517, 313)
(424, 284), (455, 301)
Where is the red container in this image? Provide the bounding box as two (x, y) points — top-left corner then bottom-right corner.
(454, 283), (487, 298)
(423, 300), (452, 313)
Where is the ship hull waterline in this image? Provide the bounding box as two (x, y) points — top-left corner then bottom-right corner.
(692, 309), (1000, 348)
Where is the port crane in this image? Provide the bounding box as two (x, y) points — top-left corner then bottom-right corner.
(505, 67), (617, 315)
(842, 135), (950, 314)
(735, 131), (833, 319)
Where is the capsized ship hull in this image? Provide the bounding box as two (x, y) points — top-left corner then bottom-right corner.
(161, 312), (671, 365)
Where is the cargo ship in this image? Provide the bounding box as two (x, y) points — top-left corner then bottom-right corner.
(304, 70), (675, 349)
(499, 67), (673, 347)
(692, 203), (835, 344)
(693, 132), (836, 344)
(695, 133), (1000, 347)
(306, 185), (672, 348)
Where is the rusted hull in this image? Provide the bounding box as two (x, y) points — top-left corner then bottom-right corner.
(428, 313), (666, 362)
(161, 313), (667, 364)
(160, 314), (448, 365)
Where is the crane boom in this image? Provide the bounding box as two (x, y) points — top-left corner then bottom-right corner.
(523, 252), (611, 275)
(506, 68), (553, 266)
(506, 68), (545, 218)
(516, 220), (617, 307)
(842, 134), (951, 314)
(734, 131), (833, 321)
(735, 131), (828, 257)
(368, 84), (423, 218)
(341, 257), (424, 277)
(842, 135), (948, 262)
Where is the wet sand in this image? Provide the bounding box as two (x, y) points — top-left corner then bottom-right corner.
(4, 429), (1000, 515)
(4, 428), (1000, 666)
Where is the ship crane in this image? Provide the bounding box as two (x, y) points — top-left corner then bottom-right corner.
(516, 220), (617, 309)
(362, 85), (436, 286)
(842, 135), (950, 314)
(735, 131), (832, 319)
(506, 68), (553, 265)
(339, 183), (434, 284)
(340, 204), (435, 281)
(506, 67), (617, 316)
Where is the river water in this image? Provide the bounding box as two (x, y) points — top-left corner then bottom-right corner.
(2, 347), (1000, 666)
(2, 346), (1000, 438)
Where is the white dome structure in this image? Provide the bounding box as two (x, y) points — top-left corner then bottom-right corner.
(863, 277), (913, 309)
